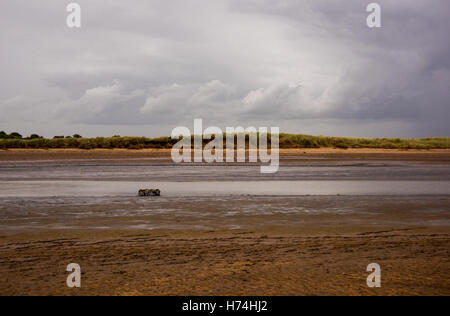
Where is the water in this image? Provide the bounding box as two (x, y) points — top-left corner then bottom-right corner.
(0, 180), (449, 197)
(0, 158), (449, 231)
(0, 194), (449, 231)
(1, 160), (450, 181)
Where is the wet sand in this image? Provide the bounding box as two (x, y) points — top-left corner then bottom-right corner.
(1, 148), (450, 162)
(1, 226), (449, 296)
(0, 149), (449, 296)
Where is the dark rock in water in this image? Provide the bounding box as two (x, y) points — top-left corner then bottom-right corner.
(138, 189), (161, 197)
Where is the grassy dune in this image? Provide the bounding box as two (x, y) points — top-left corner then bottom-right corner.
(0, 134), (449, 150)
(277, 134), (450, 149)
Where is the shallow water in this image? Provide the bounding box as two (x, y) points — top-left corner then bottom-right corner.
(0, 158), (449, 231)
(0, 180), (449, 197)
(0, 195), (449, 231)
(1, 160), (450, 181)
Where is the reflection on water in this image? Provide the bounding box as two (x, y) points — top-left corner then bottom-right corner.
(0, 180), (449, 197)
(1, 161), (450, 181)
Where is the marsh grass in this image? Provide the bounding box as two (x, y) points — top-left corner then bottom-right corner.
(277, 134), (450, 149)
(0, 133), (449, 150)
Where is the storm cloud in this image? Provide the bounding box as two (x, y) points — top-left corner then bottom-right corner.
(0, 0), (449, 137)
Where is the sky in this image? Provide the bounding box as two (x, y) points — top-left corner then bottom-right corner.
(0, 0), (449, 138)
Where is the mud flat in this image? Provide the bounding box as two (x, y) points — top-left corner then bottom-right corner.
(0, 149), (448, 295)
(0, 224), (449, 296)
(0, 195), (449, 296)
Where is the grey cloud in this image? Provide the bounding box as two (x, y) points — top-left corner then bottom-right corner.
(58, 80), (241, 126)
(0, 0), (449, 137)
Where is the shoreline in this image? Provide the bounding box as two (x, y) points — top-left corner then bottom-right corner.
(1, 148), (450, 162)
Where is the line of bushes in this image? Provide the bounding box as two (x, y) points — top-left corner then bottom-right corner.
(277, 134), (450, 149)
(0, 131), (82, 140)
(0, 136), (176, 150)
(0, 133), (449, 150)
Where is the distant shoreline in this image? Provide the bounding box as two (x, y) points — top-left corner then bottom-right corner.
(1, 148), (450, 162)
(1, 134), (449, 150)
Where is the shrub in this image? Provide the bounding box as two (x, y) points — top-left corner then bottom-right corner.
(29, 134), (43, 139)
(9, 132), (22, 139)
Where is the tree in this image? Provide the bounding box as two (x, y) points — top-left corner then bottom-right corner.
(73, 134), (82, 139)
(29, 134), (42, 139)
(9, 132), (22, 139)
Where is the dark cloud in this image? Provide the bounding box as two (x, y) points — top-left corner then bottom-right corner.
(0, 0), (449, 137)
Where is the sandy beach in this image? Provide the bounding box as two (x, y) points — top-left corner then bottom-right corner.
(0, 149), (449, 296)
(2, 148), (450, 161)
